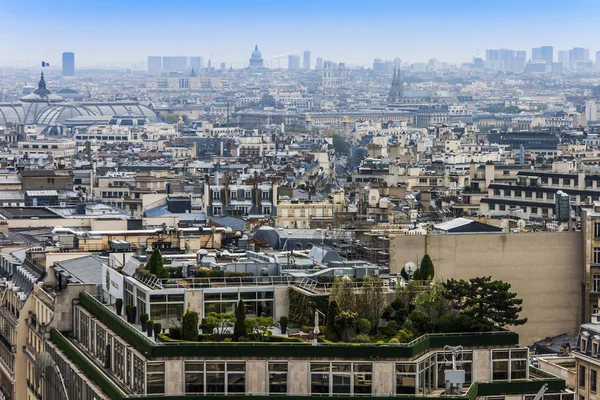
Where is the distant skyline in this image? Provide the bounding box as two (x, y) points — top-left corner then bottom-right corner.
(1, 0), (600, 69)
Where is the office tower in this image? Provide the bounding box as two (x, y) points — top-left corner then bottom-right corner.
(373, 58), (386, 72)
(62, 52), (75, 76)
(190, 56), (203, 71)
(486, 49), (499, 61)
(532, 47), (542, 61)
(315, 57), (324, 71)
(586, 100), (597, 122)
(558, 51), (568, 68)
(288, 54), (300, 70)
(569, 47), (589, 63)
(303, 50), (311, 70)
(541, 46), (553, 65)
(162, 56), (188, 72)
(147, 56), (162, 73)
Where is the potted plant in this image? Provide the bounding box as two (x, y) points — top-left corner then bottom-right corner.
(115, 298), (123, 316)
(279, 316), (288, 334)
(146, 320), (154, 337)
(128, 306), (137, 324)
(139, 313), (149, 331)
(153, 322), (162, 339)
(125, 305), (132, 322)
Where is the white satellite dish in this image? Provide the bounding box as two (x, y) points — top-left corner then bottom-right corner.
(517, 219), (526, 230)
(405, 261), (417, 276)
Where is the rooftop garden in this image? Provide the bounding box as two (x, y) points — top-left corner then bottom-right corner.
(78, 253), (528, 358)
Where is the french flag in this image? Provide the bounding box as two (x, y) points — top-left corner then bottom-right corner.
(42, 61), (50, 67)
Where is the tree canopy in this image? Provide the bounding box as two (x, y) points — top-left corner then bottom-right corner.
(443, 276), (527, 331)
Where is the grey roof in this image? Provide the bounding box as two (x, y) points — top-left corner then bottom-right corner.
(53, 255), (108, 284)
(212, 216), (245, 231)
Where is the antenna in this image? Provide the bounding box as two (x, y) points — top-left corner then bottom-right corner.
(404, 261), (417, 277)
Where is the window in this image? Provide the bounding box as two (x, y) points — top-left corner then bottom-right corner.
(552, 178), (560, 185)
(594, 248), (600, 264)
(595, 223), (600, 238)
(531, 207), (538, 214)
(564, 178), (571, 186)
(525, 191), (532, 198)
(230, 191), (237, 200)
(594, 370), (599, 392)
(396, 363), (417, 394)
(212, 190), (220, 200)
(547, 192), (555, 200)
(268, 362), (288, 394)
(494, 189), (501, 196)
(261, 191), (270, 199)
(47, 178), (55, 184)
(580, 365), (586, 388)
(515, 190), (522, 197)
(499, 205), (506, 211)
(184, 361), (245, 395)
(492, 348), (528, 381)
(503, 170), (510, 175)
(245, 191), (252, 200)
(310, 362), (372, 396)
(541, 177), (548, 184)
(594, 275), (600, 292)
(146, 363), (165, 394)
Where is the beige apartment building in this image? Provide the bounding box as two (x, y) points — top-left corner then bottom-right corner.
(277, 189), (345, 229)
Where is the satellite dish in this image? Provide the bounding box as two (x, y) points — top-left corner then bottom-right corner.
(517, 219), (526, 230)
(405, 262), (417, 276)
(185, 240), (191, 253)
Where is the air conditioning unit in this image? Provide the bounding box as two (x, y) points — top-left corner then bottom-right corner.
(60, 202), (66, 207)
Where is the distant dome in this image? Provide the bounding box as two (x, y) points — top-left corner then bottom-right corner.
(251, 45), (262, 60)
(20, 72), (64, 103)
(249, 45), (264, 69)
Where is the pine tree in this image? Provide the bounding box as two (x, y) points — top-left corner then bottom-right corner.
(233, 300), (246, 340)
(325, 299), (341, 338)
(146, 248), (164, 275)
(419, 254), (435, 280)
(443, 276), (527, 331)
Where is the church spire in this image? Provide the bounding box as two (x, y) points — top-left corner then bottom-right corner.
(387, 66), (403, 103)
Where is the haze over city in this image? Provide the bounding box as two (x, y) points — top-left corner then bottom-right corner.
(4, 1), (600, 400)
(2, 0), (600, 68)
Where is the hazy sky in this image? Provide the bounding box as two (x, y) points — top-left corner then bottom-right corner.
(1, 0), (599, 68)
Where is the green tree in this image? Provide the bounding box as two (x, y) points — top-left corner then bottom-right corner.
(233, 300), (247, 341)
(334, 310), (358, 342)
(182, 310), (199, 341)
(358, 275), (385, 331)
(206, 312), (236, 336)
(146, 248), (164, 275)
(330, 276), (356, 312)
(405, 310), (432, 335)
(413, 281), (450, 328)
(325, 299), (341, 339)
(245, 317), (273, 341)
(443, 276), (527, 331)
(419, 254), (435, 280)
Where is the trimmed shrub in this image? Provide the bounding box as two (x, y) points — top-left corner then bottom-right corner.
(357, 318), (371, 335)
(169, 326), (182, 340)
(351, 334), (371, 343)
(388, 338), (400, 344)
(182, 310), (199, 341)
(279, 316), (288, 334)
(233, 300), (246, 341)
(139, 313), (149, 331)
(115, 299), (123, 316)
(153, 322), (162, 338)
(125, 305), (132, 322)
(146, 320), (154, 337)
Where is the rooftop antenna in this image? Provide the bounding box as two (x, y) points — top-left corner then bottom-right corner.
(443, 345), (465, 395)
